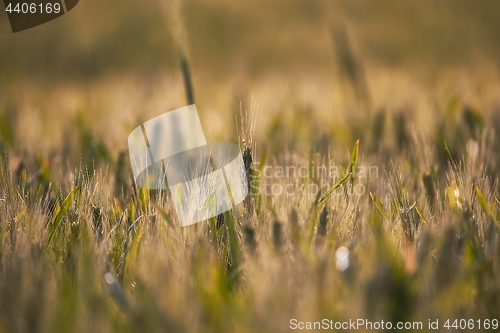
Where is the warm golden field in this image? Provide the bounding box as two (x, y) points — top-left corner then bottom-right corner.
(1, 0), (500, 332)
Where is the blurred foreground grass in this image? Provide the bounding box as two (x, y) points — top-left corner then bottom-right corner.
(1, 0), (500, 332)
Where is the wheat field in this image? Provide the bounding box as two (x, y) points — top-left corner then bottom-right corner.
(1, 0), (500, 332)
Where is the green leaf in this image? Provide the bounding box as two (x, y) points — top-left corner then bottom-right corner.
(128, 200), (135, 226)
(45, 186), (78, 254)
(124, 219), (143, 284)
(139, 187), (149, 213)
(112, 217), (124, 272)
(370, 192), (388, 219)
(414, 205), (429, 225)
(253, 146), (268, 215)
(474, 184), (494, 220)
(349, 139), (359, 184)
(318, 172), (352, 206)
(223, 210), (240, 271)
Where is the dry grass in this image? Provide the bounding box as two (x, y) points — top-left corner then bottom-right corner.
(1, 1), (500, 332)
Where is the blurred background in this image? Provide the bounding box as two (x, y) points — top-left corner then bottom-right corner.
(1, 0), (500, 160)
(2, 2), (500, 331)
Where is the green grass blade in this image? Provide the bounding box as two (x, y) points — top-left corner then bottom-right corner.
(44, 185), (78, 254)
(251, 146), (268, 216)
(128, 200), (135, 226)
(370, 192), (388, 219)
(474, 184), (494, 220)
(124, 219), (143, 284)
(223, 210), (240, 270)
(112, 218), (124, 273)
(139, 187), (149, 213)
(318, 172), (352, 206)
(349, 139), (359, 184)
(414, 205), (429, 225)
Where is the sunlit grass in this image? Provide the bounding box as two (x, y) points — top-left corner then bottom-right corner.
(2, 1), (500, 331)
